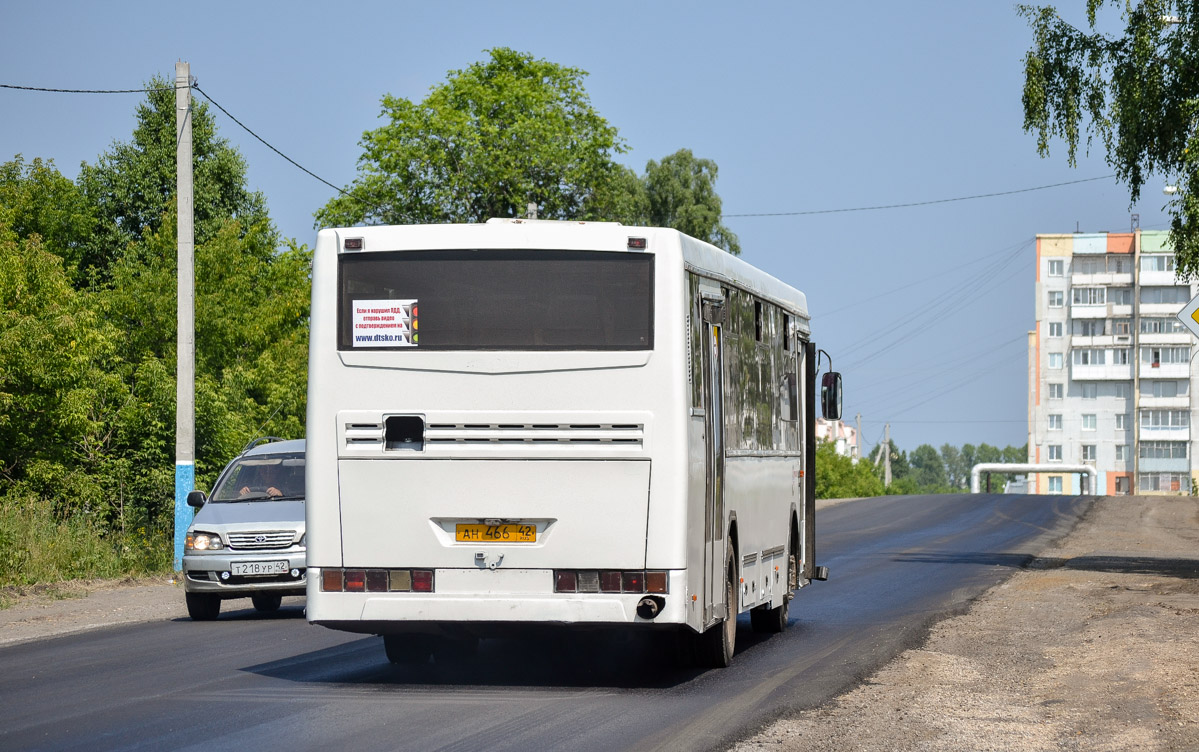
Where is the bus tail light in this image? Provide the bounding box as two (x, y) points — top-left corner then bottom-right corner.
(555, 570), (668, 594)
(319, 568), (434, 593)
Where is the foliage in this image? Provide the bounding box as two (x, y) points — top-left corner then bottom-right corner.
(861, 436), (1029, 495)
(77, 76), (271, 281)
(315, 50), (741, 254)
(1019, 1), (1199, 278)
(0, 82), (307, 586)
(815, 439), (884, 499)
(316, 48), (627, 227)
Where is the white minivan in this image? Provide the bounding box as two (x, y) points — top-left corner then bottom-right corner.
(182, 438), (306, 620)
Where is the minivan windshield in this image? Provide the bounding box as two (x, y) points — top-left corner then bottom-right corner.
(210, 453), (305, 502)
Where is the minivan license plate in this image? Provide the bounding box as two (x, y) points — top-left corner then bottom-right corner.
(455, 524), (536, 543)
(232, 560), (288, 576)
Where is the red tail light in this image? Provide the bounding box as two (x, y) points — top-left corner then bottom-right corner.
(555, 571), (577, 592)
(621, 571), (645, 593)
(344, 570), (366, 592)
(412, 570), (434, 592)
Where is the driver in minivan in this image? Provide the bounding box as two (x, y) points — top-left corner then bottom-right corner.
(239, 463), (284, 498)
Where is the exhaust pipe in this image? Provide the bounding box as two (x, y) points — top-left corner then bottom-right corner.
(637, 596), (665, 620)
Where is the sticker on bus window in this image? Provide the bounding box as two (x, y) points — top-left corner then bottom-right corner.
(351, 299), (418, 347)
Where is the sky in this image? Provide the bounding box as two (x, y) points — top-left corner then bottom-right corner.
(0, 1), (1176, 454)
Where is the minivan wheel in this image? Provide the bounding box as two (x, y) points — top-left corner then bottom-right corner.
(251, 593), (283, 613)
(186, 592), (221, 621)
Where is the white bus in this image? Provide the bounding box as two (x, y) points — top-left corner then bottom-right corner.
(305, 219), (839, 668)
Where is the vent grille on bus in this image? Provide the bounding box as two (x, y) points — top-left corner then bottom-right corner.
(425, 424), (644, 445)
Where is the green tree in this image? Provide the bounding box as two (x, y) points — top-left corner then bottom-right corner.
(316, 48), (628, 227)
(1020, 1), (1199, 277)
(641, 149), (741, 254)
(0, 156), (95, 281)
(909, 443), (948, 490)
(815, 440), (884, 499)
(77, 76), (271, 280)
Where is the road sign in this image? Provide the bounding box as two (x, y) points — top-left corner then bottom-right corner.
(1178, 291), (1199, 339)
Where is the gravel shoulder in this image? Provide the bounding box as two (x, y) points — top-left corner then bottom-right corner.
(3, 495), (1197, 752)
(734, 494), (1199, 752)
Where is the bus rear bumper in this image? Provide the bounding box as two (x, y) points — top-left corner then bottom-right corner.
(307, 567), (693, 632)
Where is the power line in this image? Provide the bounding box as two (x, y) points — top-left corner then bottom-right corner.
(0, 83), (184, 94)
(722, 174), (1118, 218)
(192, 85), (348, 197)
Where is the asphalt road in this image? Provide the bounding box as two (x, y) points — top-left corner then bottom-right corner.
(1, 493), (1089, 752)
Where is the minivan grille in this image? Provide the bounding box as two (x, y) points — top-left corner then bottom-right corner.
(227, 531), (297, 550)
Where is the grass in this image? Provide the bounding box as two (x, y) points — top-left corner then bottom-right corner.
(0, 496), (173, 599)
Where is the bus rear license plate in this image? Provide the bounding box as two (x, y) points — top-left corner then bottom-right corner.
(231, 560), (288, 576)
(456, 524), (536, 543)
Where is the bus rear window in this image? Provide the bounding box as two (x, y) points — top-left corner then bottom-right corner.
(338, 249), (654, 350)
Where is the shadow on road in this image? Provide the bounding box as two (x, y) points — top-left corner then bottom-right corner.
(240, 615), (798, 691)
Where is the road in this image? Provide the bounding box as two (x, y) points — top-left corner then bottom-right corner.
(0, 493), (1089, 752)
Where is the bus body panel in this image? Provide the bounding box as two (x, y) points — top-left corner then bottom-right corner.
(336, 458), (651, 569)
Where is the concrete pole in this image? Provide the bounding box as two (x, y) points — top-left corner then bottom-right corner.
(855, 413), (862, 459)
(883, 423), (892, 488)
(173, 61), (195, 570)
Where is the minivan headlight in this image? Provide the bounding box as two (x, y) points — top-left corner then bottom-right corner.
(185, 532), (224, 551)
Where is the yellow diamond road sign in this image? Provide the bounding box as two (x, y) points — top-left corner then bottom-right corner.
(1178, 291), (1199, 339)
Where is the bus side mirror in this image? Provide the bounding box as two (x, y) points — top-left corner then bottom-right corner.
(821, 372), (843, 421)
(187, 490), (207, 508)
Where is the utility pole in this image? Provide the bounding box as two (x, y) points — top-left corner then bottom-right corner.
(854, 413), (862, 460)
(883, 422), (892, 488)
(173, 60), (195, 570)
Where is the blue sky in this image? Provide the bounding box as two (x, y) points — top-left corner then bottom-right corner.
(0, 1), (1175, 453)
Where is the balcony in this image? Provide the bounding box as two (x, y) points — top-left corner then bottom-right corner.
(1139, 303), (1186, 317)
(1071, 362), (1132, 380)
(1138, 457), (1190, 473)
(1139, 331), (1191, 345)
(1139, 395), (1191, 409)
(1139, 427), (1189, 441)
(1069, 335), (1116, 348)
(1139, 270), (1186, 287)
(1140, 362), (1190, 379)
(1070, 272), (1133, 287)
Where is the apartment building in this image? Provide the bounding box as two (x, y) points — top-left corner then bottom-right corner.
(1028, 230), (1198, 495)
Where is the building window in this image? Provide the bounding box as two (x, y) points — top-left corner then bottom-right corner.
(1115, 444), (1129, 461)
(1072, 349), (1106, 366)
(1048, 383), (1064, 399)
(1048, 414), (1062, 430)
(1141, 346), (1189, 366)
(1140, 286), (1191, 304)
(1048, 445), (1062, 462)
(1082, 414), (1097, 430)
(1048, 259), (1064, 276)
(1141, 409), (1189, 429)
(1115, 382), (1131, 399)
(1071, 319), (1103, 336)
(1139, 317), (1185, 334)
(1048, 291), (1064, 308)
(1081, 444), (1096, 462)
(1115, 413), (1126, 430)
(1109, 287), (1134, 305)
(1139, 473), (1191, 493)
(1048, 476), (1063, 494)
(1082, 383), (1098, 399)
(1141, 380), (1188, 398)
(1112, 319), (1131, 335)
(1139, 441), (1188, 459)
(1048, 322), (1063, 338)
(1048, 353), (1063, 369)
(1072, 287), (1106, 305)
(1112, 348), (1129, 365)
(1140, 254), (1176, 272)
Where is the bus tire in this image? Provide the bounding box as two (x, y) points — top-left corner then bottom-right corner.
(698, 558), (737, 668)
(383, 634), (433, 665)
(251, 593), (283, 613)
(185, 592), (221, 621)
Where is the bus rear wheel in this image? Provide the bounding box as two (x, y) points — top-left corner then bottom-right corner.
(697, 559), (737, 668)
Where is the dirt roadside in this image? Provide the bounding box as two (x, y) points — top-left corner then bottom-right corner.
(734, 495), (1199, 752)
(2, 496), (1197, 752)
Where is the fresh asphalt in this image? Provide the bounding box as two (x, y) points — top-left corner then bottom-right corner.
(0, 493), (1090, 752)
